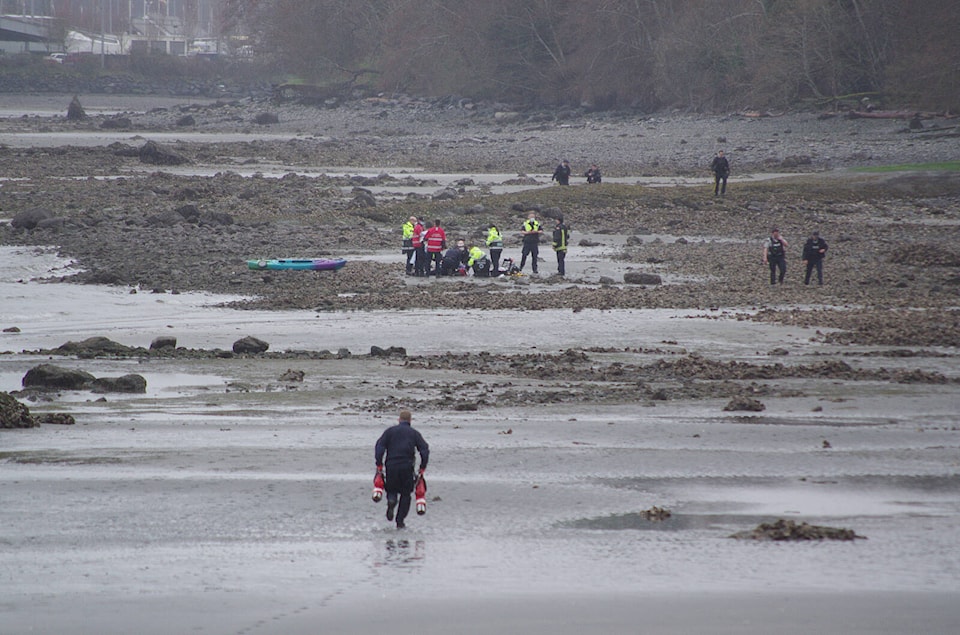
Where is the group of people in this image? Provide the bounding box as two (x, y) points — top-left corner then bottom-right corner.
(552, 159), (602, 185)
(763, 227), (829, 286)
(551, 152), (725, 193)
(402, 216), (457, 277)
(401, 212), (572, 278)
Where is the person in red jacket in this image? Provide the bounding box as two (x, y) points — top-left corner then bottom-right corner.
(411, 217), (427, 277)
(423, 219), (447, 278)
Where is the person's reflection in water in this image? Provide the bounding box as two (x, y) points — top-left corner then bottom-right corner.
(376, 539), (426, 569)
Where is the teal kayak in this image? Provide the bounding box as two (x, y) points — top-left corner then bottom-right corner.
(247, 258), (347, 271)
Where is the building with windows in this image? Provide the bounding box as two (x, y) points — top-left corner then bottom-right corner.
(1, 0), (226, 56)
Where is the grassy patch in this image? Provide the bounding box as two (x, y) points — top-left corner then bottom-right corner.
(853, 161), (960, 173)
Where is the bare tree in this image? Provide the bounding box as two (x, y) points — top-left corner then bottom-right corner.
(214, 0), (959, 111)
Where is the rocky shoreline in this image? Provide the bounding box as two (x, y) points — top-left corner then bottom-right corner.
(3, 94), (959, 635)
(1, 94), (959, 350)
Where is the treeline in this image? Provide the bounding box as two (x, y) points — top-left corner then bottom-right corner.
(224, 0), (959, 112)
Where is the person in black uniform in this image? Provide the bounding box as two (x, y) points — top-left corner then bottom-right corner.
(552, 216), (570, 276)
(519, 211), (543, 274)
(552, 159), (572, 185)
(763, 227), (789, 285)
(710, 150), (730, 196)
(802, 230), (828, 285)
(375, 410), (430, 529)
(440, 239), (468, 276)
(584, 164), (602, 184)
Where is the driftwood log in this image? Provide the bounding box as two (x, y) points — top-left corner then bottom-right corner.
(846, 110), (952, 120)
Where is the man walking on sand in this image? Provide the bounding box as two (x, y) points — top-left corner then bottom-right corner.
(763, 227), (789, 285)
(802, 230), (829, 285)
(375, 410), (429, 529)
(552, 159), (572, 185)
(711, 150), (730, 196)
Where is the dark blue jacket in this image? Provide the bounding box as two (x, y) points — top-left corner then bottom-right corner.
(802, 237), (828, 262)
(375, 421), (429, 471)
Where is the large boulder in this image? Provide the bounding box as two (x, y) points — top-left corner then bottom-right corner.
(150, 336), (178, 350)
(623, 272), (663, 286)
(351, 189), (377, 208)
(370, 345), (406, 357)
(233, 336), (269, 354)
(91, 374), (147, 393)
(36, 413), (76, 425)
(0, 392), (38, 428)
(723, 396), (765, 412)
(22, 364), (95, 390)
(54, 337), (135, 356)
(66, 95), (86, 120)
(431, 187), (459, 201)
(139, 140), (189, 166)
(11, 208), (56, 230)
(175, 204), (201, 222)
(145, 209), (186, 227)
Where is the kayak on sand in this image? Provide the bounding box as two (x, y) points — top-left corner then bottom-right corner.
(247, 258), (347, 271)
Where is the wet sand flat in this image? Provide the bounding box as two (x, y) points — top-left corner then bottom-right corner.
(3, 346), (959, 634)
(3, 258), (960, 635)
(2, 95), (959, 634)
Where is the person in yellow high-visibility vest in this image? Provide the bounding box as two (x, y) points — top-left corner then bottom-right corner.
(466, 244), (491, 277)
(485, 225), (503, 276)
(402, 216), (416, 275)
(519, 211), (543, 274)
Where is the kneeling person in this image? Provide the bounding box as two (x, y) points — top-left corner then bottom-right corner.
(440, 239), (468, 276)
(467, 243), (491, 277)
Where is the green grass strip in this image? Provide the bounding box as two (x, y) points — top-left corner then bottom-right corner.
(853, 161), (960, 173)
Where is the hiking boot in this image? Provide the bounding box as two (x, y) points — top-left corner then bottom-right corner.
(386, 500), (396, 521)
(396, 520), (405, 529)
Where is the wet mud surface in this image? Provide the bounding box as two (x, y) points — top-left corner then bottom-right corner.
(1, 95), (959, 634)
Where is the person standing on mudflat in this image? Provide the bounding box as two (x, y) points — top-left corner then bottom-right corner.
(375, 410), (429, 529)
(486, 224), (504, 276)
(519, 211), (543, 274)
(802, 230), (828, 285)
(584, 164), (602, 184)
(552, 216), (570, 277)
(711, 150), (730, 196)
(402, 216), (417, 275)
(423, 219), (446, 278)
(412, 216), (427, 277)
(763, 227), (789, 285)
(552, 159), (572, 185)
